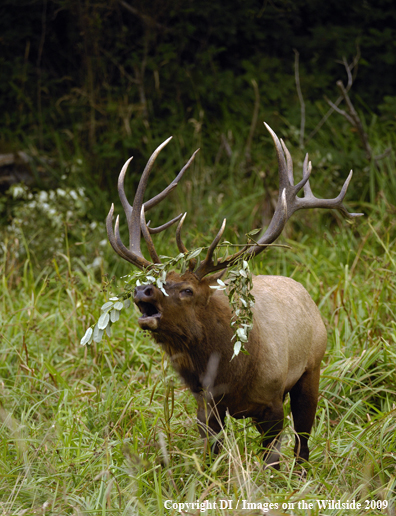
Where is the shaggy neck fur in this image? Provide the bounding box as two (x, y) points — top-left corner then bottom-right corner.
(152, 291), (236, 394)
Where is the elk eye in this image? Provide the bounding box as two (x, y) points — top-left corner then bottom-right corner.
(180, 288), (193, 297)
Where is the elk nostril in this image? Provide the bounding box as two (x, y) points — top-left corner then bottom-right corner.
(134, 285), (154, 299)
(143, 285), (153, 297)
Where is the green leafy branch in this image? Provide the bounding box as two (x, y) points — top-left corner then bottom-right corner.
(81, 231), (288, 356)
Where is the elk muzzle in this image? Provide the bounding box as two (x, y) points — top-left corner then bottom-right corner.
(134, 285), (162, 331)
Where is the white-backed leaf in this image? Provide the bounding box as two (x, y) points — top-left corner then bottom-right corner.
(110, 309), (120, 323)
(109, 297), (119, 301)
(231, 341), (242, 360)
(124, 298), (131, 309)
(160, 287), (169, 297)
(217, 279), (226, 287)
(93, 324), (104, 343)
(247, 228), (261, 236)
(80, 327), (93, 346)
(187, 247), (203, 259)
(113, 301), (124, 311)
(106, 324), (112, 337)
(101, 301), (114, 312)
(98, 312), (110, 330)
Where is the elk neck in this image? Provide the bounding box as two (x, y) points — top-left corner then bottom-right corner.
(151, 287), (237, 394)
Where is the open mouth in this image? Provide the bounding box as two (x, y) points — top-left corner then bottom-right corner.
(136, 301), (162, 330)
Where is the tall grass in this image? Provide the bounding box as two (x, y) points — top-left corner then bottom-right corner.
(1, 121), (396, 515)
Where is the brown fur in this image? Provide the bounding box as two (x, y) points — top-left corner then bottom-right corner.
(134, 270), (327, 464)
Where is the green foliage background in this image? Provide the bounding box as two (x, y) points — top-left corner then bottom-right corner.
(1, 0), (396, 199)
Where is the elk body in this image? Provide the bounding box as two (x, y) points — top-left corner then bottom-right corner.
(107, 124), (361, 464)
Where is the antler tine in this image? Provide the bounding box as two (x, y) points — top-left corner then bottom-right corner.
(117, 157), (134, 225)
(176, 213), (197, 271)
(194, 219), (228, 279)
(301, 154), (313, 197)
(145, 149), (200, 211)
(148, 213), (184, 234)
(140, 205), (161, 264)
(176, 213), (189, 253)
(129, 137), (173, 255)
(280, 138), (294, 185)
(264, 123), (291, 192)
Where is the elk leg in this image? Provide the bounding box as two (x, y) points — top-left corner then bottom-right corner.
(289, 366), (321, 462)
(196, 403), (226, 454)
(254, 402), (284, 468)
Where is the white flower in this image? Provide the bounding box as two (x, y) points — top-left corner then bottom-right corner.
(91, 257), (103, 269)
(12, 186), (25, 199)
(38, 191), (48, 202)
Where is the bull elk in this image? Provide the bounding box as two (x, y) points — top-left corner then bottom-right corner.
(106, 124), (361, 465)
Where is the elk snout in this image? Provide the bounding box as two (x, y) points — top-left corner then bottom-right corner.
(134, 284), (156, 302)
(134, 284), (162, 331)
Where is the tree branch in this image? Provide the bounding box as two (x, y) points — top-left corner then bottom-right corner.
(294, 49), (305, 148)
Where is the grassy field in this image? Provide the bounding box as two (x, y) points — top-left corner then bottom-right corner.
(1, 125), (396, 515)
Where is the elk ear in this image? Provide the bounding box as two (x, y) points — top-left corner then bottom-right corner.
(204, 269), (227, 288)
(201, 270), (227, 306)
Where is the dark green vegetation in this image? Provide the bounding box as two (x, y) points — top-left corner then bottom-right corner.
(1, 1), (396, 514)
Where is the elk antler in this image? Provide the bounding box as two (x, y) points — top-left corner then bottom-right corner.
(107, 125), (362, 276)
(106, 137), (199, 269)
(193, 123), (363, 279)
